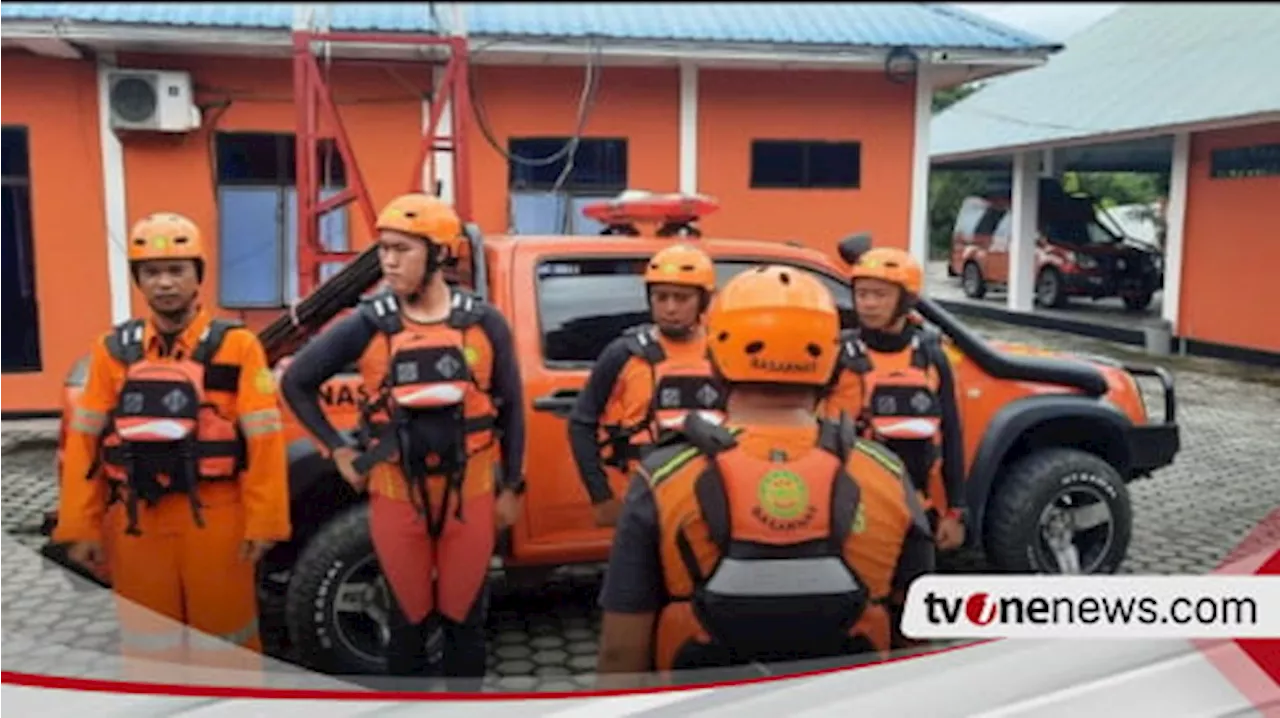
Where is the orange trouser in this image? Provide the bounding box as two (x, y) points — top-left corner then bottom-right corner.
(371, 487), (494, 681)
(370, 490), (495, 624)
(107, 482), (263, 679)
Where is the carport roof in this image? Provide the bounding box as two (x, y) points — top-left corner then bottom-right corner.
(0, 2), (1056, 51)
(930, 4), (1280, 163)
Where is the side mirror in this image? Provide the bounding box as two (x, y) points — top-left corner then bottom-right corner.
(838, 232), (873, 265)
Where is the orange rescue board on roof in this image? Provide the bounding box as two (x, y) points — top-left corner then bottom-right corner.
(581, 192), (721, 226)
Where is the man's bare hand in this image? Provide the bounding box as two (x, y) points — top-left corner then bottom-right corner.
(240, 539), (275, 564)
(331, 446), (368, 492)
(494, 488), (523, 530)
(592, 498), (623, 527)
(935, 514), (966, 551)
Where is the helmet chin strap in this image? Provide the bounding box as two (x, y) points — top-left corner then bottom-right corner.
(405, 243), (445, 305)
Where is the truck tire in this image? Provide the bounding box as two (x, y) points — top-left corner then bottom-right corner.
(962, 261), (987, 299)
(285, 504), (443, 675)
(984, 448), (1131, 575)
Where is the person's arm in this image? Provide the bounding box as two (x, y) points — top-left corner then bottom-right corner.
(231, 332), (291, 543)
(478, 307), (525, 491)
(596, 473), (666, 687)
(279, 312), (376, 453)
(52, 337), (119, 545)
(568, 339), (634, 504)
(889, 483), (937, 649)
(930, 340), (966, 513)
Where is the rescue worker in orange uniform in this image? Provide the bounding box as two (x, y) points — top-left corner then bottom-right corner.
(280, 193), (525, 689)
(820, 247), (967, 551)
(596, 265), (935, 687)
(568, 244), (726, 528)
(55, 212), (290, 671)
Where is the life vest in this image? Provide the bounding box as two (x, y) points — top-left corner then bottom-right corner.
(354, 290), (498, 538)
(831, 328), (943, 496)
(98, 318), (247, 536)
(649, 415), (891, 673)
(598, 324), (727, 470)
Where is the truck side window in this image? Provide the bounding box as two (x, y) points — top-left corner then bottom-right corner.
(974, 207), (1006, 237)
(535, 257), (856, 366)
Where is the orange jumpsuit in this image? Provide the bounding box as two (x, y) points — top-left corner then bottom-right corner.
(55, 309), (291, 673)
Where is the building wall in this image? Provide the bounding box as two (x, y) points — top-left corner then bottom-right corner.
(1181, 121), (1280, 353)
(0, 54), (112, 413)
(0, 50), (921, 413)
(466, 64), (681, 234)
(698, 68), (918, 260)
(112, 52), (425, 323)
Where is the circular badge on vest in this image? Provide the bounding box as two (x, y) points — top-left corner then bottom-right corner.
(756, 469), (809, 522)
(463, 345), (479, 366)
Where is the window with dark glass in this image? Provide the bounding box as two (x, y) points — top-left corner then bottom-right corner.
(2, 125), (42, 373)
(535, 256), (855, 365)
(507, 137), (628, 236)
(213, 132), (349, 308)
(750, 140), (861, 189)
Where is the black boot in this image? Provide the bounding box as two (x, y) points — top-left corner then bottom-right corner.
(385, 607), (433, 678)
(441, 581), (490, 692)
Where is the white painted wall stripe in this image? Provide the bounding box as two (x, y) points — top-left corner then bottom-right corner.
(95, 54), (132, 324)
(1161, 131), (1190, 335)
(909, 64), (933, 276)
(679, 61), (698, 195)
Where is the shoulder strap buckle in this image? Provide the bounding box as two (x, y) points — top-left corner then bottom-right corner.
(682, 413), (739, 458)
(190, 318), (244, 365)
(446, 290), (486, 329)
(105, 319), (147, 365)
(359, 291), (404, 334)
(624, 325), (666, 366)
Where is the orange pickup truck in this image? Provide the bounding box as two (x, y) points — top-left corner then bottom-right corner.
(44, 216), (1180, 675)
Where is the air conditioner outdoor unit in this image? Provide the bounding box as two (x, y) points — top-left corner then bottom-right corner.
(106, 69), (201, 132)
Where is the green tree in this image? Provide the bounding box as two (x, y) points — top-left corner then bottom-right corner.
(928, 83), (990, 258)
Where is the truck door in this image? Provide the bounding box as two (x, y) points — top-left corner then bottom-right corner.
(506, 248), (857, 565)
(508, 251), (653, 562)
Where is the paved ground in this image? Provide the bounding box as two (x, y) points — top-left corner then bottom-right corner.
(925, 259), (1169, 332)
(4, 319), (1279, 690)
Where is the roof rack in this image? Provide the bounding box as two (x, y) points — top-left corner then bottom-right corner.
(582, 190), (720, 238)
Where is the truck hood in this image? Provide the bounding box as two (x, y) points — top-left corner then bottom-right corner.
(985, 339), (1148, 419)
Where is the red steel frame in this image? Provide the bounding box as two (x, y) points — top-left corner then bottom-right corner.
(291, 30), (474, 297)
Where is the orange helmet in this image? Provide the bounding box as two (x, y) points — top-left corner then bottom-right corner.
(127, 212), (205, 264)
(849, 247), (923, 296)
(376, 193), (463, 254)
(644, 244), (716, 293)
(707, 265), (840, 386)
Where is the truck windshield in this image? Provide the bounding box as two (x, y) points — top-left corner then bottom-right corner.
(536, 257), (855, 365)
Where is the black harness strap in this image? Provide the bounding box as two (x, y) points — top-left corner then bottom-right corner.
(102, 317), (246, 536)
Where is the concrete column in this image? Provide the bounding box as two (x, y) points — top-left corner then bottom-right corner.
(1161, 132), (1190, 333)
(908, 64), (934, 276)
(1008, 150), (1039, 312)
(1040, 148), (1057, 178)
(96, 52), (132, 323)
(678, 61), (699, 195)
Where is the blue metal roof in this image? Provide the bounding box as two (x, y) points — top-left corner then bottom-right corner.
(467, 3), (1054, 50)
(0, 3), (441, 32)
(0, 3), (1054, 51)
